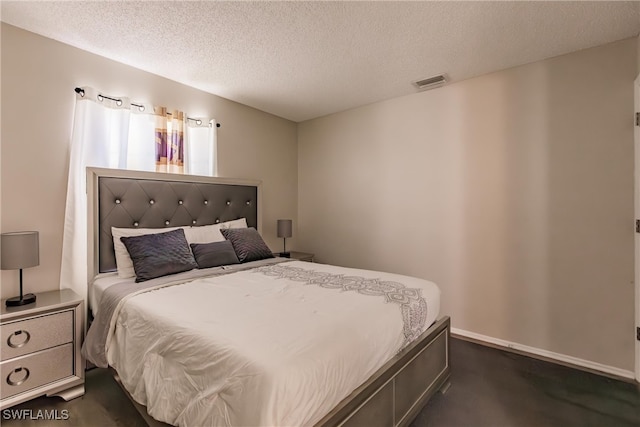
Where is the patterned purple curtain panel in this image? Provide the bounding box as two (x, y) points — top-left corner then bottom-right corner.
(169, 111), (185, 173)
(155, 107), (185, 174)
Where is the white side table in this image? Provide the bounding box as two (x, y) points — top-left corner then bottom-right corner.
(1, 289), (85, 409)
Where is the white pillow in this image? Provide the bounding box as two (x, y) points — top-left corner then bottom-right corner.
(220, 218), (248, 229)
(183, 223), (226, 245)
(112, 226), (181, 278)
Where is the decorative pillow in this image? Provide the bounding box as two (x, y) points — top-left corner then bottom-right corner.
(183, 223), (226, 244)
(190, 241), (240, 269)
(112, 226), (180, 278)
(220, 218), (248, 229)
(120, 229), (197, 282)
(220, 227), (274, 263)
(113, 221), (245, 277)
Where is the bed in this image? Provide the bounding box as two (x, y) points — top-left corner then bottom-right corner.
(83, 167), (451, 427)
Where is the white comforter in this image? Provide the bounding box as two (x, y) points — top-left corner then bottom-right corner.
(106, 261), (440, 426)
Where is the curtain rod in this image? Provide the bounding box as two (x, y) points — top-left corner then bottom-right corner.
(74, 87), (221, 127)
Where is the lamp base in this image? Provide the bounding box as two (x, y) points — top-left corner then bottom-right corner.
(5, 293), (36, 307)
(279, 251), (291, 258)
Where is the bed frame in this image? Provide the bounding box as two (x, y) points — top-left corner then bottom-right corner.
(86, 167), (451, 427)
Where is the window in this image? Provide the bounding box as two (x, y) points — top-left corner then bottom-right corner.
(60, 86), (217, 301)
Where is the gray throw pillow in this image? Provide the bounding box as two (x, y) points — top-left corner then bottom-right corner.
(120, 228), (197, 282)
(220, 227), (274, 263)
(190, 241), (240, 269)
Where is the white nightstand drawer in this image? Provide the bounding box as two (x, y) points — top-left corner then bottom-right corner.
(0, 311), (73, 361)
(0, 343), (73, 399)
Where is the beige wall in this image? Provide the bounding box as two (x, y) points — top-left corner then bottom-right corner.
(0, 24), (3, 292)
(637, 33), (640, 73)
(298, 38), (637, 371)
(0, 23), (298, 298)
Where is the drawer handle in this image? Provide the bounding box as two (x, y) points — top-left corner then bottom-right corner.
(6, 367), (30, 386)
(7, 330), (31, 348)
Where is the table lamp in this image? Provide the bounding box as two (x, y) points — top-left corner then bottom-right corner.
(1, 231), (39, 307)
(277, 219), (292, 258)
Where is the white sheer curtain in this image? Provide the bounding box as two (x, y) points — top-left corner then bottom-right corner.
(185, 119), (217, 176)
(60, 87), (155, 298)
(60, 87), (216, 301)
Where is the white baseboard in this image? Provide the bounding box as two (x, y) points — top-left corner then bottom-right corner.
(451, 327), (636, 381)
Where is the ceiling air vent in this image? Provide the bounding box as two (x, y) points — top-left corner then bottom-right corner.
(412, 74), (448, 91)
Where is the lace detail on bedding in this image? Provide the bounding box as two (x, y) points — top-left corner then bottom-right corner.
(252, 264), (428, 348)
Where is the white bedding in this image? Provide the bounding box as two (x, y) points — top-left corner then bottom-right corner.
(105, 261), (440, 426)
(90, 265), (247, 315)
(90, 273), (121, 315)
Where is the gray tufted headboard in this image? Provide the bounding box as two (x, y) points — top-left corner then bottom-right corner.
(87, 168), (262, 277)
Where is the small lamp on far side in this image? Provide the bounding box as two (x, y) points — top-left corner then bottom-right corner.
(277, 220), (292, 258)
(1, 231), (39, 307)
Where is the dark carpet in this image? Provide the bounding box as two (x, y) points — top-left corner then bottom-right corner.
(412, 338), (640, 427)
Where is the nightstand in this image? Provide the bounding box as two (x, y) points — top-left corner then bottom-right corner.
(275, 251), (315, 262)
(288, 251), (315, 262)
(0, 289), (85, 409)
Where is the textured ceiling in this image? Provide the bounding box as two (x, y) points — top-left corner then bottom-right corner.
(2, 1), (640, 122)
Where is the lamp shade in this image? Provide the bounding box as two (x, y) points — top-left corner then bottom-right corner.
(1, 231), (39, 270)
(277, 220), (292, 239)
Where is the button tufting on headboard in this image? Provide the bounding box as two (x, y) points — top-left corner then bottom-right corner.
(97, 176), (258, 273)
